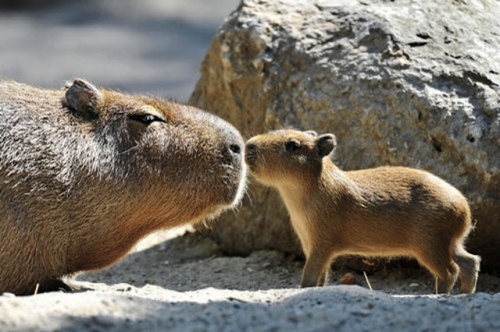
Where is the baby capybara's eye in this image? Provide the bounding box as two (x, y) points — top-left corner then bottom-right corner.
(284, 140), (301, 152)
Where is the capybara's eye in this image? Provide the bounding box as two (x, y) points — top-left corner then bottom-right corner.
(284, 140), (301, 152)
(130, 114), (165, 125)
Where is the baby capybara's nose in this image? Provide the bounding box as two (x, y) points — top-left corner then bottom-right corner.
(245, 143), (257, 162)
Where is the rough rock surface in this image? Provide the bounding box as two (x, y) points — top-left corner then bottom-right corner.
(190, 0), (500, 271)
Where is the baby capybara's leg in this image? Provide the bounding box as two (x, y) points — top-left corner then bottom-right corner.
(434, 262), (460, 294)
(317, 268), (329, 286)
(417, 250), (459, 294)
(453, 246), (480, 294)
(300, 251), (333, 288)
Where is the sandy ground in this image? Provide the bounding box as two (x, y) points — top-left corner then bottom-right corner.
(1, 229), (500, 331)
(1, 1), (500, 331)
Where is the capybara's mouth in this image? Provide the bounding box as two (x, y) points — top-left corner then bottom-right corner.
(244, 153), (256, 165)
(246, 161), (257, 174)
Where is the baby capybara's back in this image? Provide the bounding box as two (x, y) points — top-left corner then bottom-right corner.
(340, 167), (471, 254)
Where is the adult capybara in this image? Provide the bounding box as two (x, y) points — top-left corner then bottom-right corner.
(245, 129), (480, 294)
(0, 79), (247, 295)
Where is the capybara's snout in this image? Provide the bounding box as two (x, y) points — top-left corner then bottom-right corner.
(202, 112), (247, 207)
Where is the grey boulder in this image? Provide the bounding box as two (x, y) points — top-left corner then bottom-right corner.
(190, 0), (500, 271)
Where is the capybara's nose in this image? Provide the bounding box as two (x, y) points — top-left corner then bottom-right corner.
(221, 141), (244, 167)
(229, 143), (242, 155)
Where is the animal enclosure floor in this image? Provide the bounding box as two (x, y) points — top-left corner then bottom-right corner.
(1, 229), (499, 331)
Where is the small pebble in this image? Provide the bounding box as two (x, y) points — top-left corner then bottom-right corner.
(339, 273), (358, 285)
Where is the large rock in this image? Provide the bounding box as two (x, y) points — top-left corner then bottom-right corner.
(190, 0), (500, 271)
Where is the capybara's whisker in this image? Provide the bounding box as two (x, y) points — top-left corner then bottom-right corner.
(117, 145), (140, 156)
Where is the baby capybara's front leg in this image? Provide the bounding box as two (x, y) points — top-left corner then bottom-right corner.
(300, 251), (332, 287)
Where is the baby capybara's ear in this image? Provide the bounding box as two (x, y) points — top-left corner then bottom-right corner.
(64, 79), (103, 119)
(304, 130), (318, 137)
(315, 133), (337, 158)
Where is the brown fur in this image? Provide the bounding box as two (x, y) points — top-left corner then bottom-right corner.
(245, 129), (480, 294)
(0, 79), (247, 295)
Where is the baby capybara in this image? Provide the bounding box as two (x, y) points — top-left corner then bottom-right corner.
(245, 129), (479, 294)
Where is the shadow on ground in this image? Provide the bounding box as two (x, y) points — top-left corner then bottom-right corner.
(76, 231), (500, 294)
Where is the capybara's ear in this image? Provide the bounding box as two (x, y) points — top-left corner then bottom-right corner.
(304, 130), (318, 137)
(315, 134), (336, 158)
(64, 79), (103, 119)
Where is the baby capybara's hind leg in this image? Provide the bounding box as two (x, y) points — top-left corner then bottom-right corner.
(453, 246), (480, 294)
(417, 250), (459, 294)
(434, 263), (459, 294)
